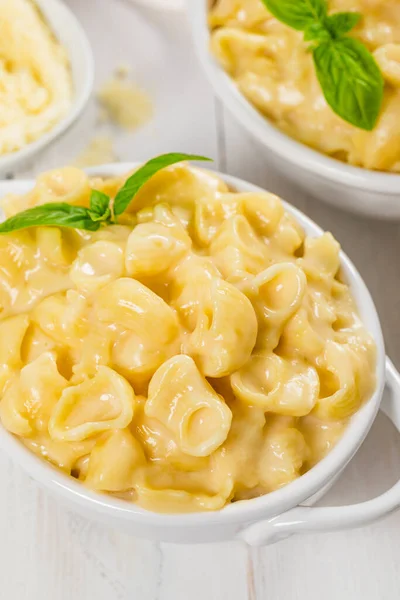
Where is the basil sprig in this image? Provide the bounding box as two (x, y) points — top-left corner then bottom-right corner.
(261, 0), (384, 131)
(0, 203), (102, 234)
(0, 153), (212, 234)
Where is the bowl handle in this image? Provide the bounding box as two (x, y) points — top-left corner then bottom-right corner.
(239, 357), (400, 546)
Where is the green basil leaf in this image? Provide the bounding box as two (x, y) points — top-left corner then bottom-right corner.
(0, 203), (101, 234)
(261, 0), (327, 31)
(313, 38), (384, 131)
(326, 12), (361, 37)
(88, 207), (111, 223)
(90, 189), (111, 216)
(113, 153), (212, 217)
(304, 22), (331, 42)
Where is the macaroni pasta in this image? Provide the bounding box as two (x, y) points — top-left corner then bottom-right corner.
(209, 0), (400, 171)
(0, 163), (376, 512)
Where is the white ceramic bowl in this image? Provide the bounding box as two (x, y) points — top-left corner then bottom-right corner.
(0, 0), (94, 177)
(187, 1), (400, 220)
(1, 163), (400, 546)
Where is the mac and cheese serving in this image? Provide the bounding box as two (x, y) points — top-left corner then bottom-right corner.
(209, 0), (400, 171)
(0, 163), (375, 512)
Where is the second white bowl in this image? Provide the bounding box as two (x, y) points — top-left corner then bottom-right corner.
(187, 0), (400, 219)
(0, 0), (94, 177)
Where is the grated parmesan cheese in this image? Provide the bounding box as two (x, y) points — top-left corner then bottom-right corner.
(97, 75), (153, 131)
(73, 136), (116, 168)
(0, 0), (72, 155)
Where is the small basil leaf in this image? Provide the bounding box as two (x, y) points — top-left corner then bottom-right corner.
(88, 207), (111, 223)
(90, 189), (111, 216)
(113, 153), (212, 217)
(0, 203), (101, 234)
(313, 38), (384, 131)
(326, 12), (361, 37)
(304, 22), (331, 42)
(261, 0), (327, 31)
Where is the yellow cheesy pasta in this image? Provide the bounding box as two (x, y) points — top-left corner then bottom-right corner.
(0, 163), (375, 512)
(209, 0), (400, 171)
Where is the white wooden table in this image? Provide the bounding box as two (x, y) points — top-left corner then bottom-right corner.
(1, 1), (400, 598)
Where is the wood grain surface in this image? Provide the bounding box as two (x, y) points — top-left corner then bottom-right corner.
(1, 1), (400, 598)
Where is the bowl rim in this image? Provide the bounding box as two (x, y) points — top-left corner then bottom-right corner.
(0, 162), (386, 528)
(127, 0), (184, 10)
(187, 0), (400, 194)
(0, 0), (94, 173)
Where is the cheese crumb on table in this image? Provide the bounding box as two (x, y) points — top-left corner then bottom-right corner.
(73, 136), (116, 168)
(97, 76), (153, 130)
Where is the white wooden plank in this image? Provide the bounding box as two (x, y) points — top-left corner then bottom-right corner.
(0, 454), (93, 600)
(155, 542), (249, 600)
(66, 514), (162, 600)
